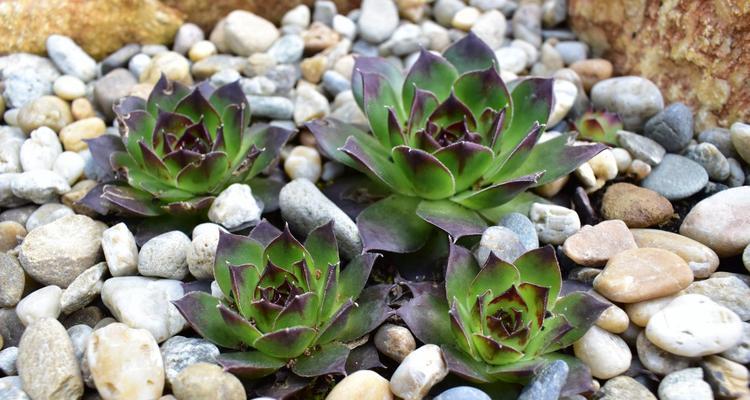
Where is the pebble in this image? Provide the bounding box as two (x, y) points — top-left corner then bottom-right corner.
(474, 225), (527, 264)
(322, 70), (350, 96)
(224, 11), (280, 56)
(643, 102), (693, 152)
(294, 85), (330, 125)
(17, 318), (83, 400)
(60, 262), (106, 314)
(555, 41), (588, 65)
(140, 51), (193, 85)
(0, 377), (28, 400)
(611, 148), (633, 174)
(186, 228), (219, 280)
(46, 35), (97, 82)
(102, 222), (138, 277)
(52, 151), (85, 185)
(279, 179), (362, 259)
(588, 148), (618, 181)
(100, 276), (186, 343)
(62, 306), (104, 329)
(562, 220), (637, 267)
(173, 23), (204, 55)
(0, 205), (35, 225)
(160, 336), (219, 386)
(268, 35), (304, 64)
(498, 212), (538, 251)
(191, 55), (246, 80)
(101, 44), (140, 74)
(722, 322), (750, 364)
(600, 183), (673, 228)
(300, 56), (327, 83)
(19, 214), (104, 287)
(0, 253), (24, 307)
(726, 158), (745, 187)
(641, 154), (709, 200)
(0, 220), (25, 252)
(282, 4), (311, 28)
(434, 386), (491, 400)
(241, 76), (276, 96)
(625, 295), (677, 327)
(631, 229), (719, 279)
(597, 376), (656, 400)
(685, 142), (730, 181)
(701, 355), (750, 399)
(20, 126), (63, 171)
(517, 360), (568, 400)
(67, 324), (92, 364)
(172, 362), (245, 400)
(2, 69), (52, 109)
(529, 202), (581, 245)
(495, 46), (528, 74)
(303, 22), (340, 53)
(71, 98), (95, 120)
(573, 326), (631, 379)
(358, 0), (399, 43)
(596, 302), (630, 334)
(636, 332), (691, 376)
(730, 122), (750, 164)
(0, 346), (18, 375)
(0, 128), (23, 174)
(548, 79), (577, 126)
(591, 76), (664, 130)
(381, 23), (428, 56)
(593, 248), (693, 303)
(326, 370), (393, 400)
(658, 368), (713, 400)
(390, 344), (448, 400)
(512, 4), (542, 47)
(469, 10), (505, 49)
(745, 244), (750, 273)
(434, 0), (465, 26)
(679, 186), (750, 257)
(0, 173), (24, 207)
(284, 145), (322, 182)
(15, 285), (62, 326)
(647, 294), (743, 357)
(17, 95), (73, 133)
(52, 75), (86, 100)
(616, 130), (665, 166)
(128, 53), (152, 78)
(207, 183), (262, 230)
(333, 15), (357, 39)
(374, 324), (416, 362)
(698, 127), (737, 159)
(247, 96), (294, 120)
(138, 231), (191, 280)
(87, 323), (165, 400)
(682, 276), (750, 321)
(94, 69), (138, 120)
(187, 40), (217, 62)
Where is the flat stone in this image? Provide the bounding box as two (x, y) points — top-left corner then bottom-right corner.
(172, 362), (245, 400)
(616, 130), (666, 166)
(389, 344), (448, 400)
(160, 336), (220, 386)
(641, 154), (709, 200)
(87, 323), (165, 400)
(19, 214), (105, 287)
(94, 69), (137, 120)
(591, 76), (664, 131)
(0, 253), (24, 307)
(46, 35), (97, 82)
(374, 324), (416, 363)
(658, 368), (713, 400)
(358, 0), (399, 44)
(701, 355), (750, 399)
(643, 102), (693, 152)
(101, 276), (186, 343)
(682, 276), (750, 321)
(631, 229), (719, 279)
(224, 11), (279, 56)
(563, 220), (637, 267)
(601, 183), (673, 228)
(60, 262), (106, 314)
(17, 318), (83, 400)
(593, 248), (693, 303)
(636, 331), (692, 376)
(138, 231), (191, 280)
(646, 294), (743, 357)
(326, 370), (393, 400)
(625, 294), (678, 327)
(573, 325), (631, 379)
(679, 186), (750, 257)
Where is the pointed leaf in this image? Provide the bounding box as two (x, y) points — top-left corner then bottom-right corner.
(547, 292), (609, 352)
(403, 49), (458, 108)
(397, 285), (454, 345)
(513, 134), (607, 187)
(334, 284), (393, 341)
(513, 246), (561, 308)
(273, 292), (319, 330)
(217, 351), (286, 379)
(229, 264), (261, 318)
(120, 110), (156, 166)
(470, 255), (520, 300)
(175, 152), (230, 193)
(392, 146), (455, 200)
(338, 253), (378, 305)
(253, 326), (317, 359)
(489, 123), (544, 182)
(85, 135), (125, 180)
(407, 89), (440, 137)
(441, 345), (492, 383)
(146, 75), (191, 115)
(428, 92), (476, 130)
(503, 78), (553, 150)
(357, 195), (433, 253)
(452, 173), (543, 210)
(453, 66), (510, 120)
(352, 57), (404, 112)
(443, 32), (498, 74)
(307, 118), (387, 171)
(472, 334), (525, 364)
(291, 342), (350, 377)
(174, 89), (221, 135)
(215, 232), (264, 297)
(361, 71), (403, 148)
(101, 184), (162, 217)
(304, 221), (340, 274)
(433, 141), (494, 192)
(263, 226), (309, 272)
(445, 243), (482, 309)
(341, 136), (414, 196)
(245, 124), (293, 178)
(172, 292), (248, 349)
(417, 200), (488, 239)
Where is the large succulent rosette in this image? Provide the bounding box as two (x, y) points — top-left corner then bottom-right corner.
(308, 33), (606, 253)
(398, 244), (608, 392)
(174, 221), (392, 378)
(84, 76), (291, 217)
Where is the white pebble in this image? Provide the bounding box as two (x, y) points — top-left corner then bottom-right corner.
(390, 344), (449, 400)
(138, 231), (191, 279)
(187, 229), (219, 280)
(11, 170), (70, 204)
(15, 285), (62, 326)
(284, 145), (322, 182)
(20, 127), (63, 172)
(529, 202), (580, 245)
(573, 325), (632, 379)
(52, 151), (85, 185)
(548, 79), (577, 126)
(102, 223), (139, 277)
(611, 147), (633, 173)
(188, 40), (217, 62)
(451, 7), (481, 30)
(53, 75), (87, 100)
(588, 148), (619, 181)
(495, 46), (528, 74)
(207, 183), (262, 230)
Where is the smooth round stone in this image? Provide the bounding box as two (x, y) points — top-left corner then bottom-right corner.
(679, 186), (750, 257)
(282, 4), (311, 27)
(658, 368), (713, 400)
(160, 336), (220, 385)
(52, 75), (86, 100)
(294, 85), (330, 125)
(495, 46), (528, 74)
(569, 58), (613, 91)
(390, 344), (449, 400)
(59, 117), (106, 152)
(588, 149), (618, 181)
(624, 295), (677, 327)
(188, 40), (217, 62)
(358, 0), (399, 43)
(591, 76), (664, 130)
(596, 303), (630, 334)
(71, 98), (95, 120)
(284, 146), (322, 182)
(529, 202), (581, 245)
(593, 248), (693, 303)
(0, 221), (25, 252)
(517, 360), (568, 400)
(434, 386), (491, 400)
(207, 183), (262, 231)
(17, 95), (73, 134)
(15, 285), (62, 326)
(452, 6), (480, 30)
(186, 230), (219, 280)
(726, 157), (745, 187)
(548, 79), (576, 126)
(744, 244), (750, 273)
(641, 154), (709, 200)
(101, 223), (138, 277)
(173, 23), (204, 55)
(636, 332), (691, 376)
(0, 346), (18, 375)
(616, 130), (665, 166)
(138, 231), (191, 280)
(326, 370), (393, 400)
(627, 159), (652, 180)
(698, 127), (737, 159)
(643, 102), (693, 152)
(600, 183), (673, 228)
(471, 10), (506, 49)
(374, 324), (416, 362)
(685, 142), (730, 181)
(722, 322), (750, 364)
(498, 212), (538, 251)
(172, 362), (244, 400)
(17, 318), (83, 400)
(730, 122), (750, 164)
(100, 43), (140, 75)
(701, 355), (750, 399)
(52, 151), (85, 185)
(60, 262), (106, 314)
(646, 294), (743, 357)
(631, 229), (719, 279)
(0, 253), (24, 307)
(598, 376), (656, 400)
(333, 15), (356, 39)
(682, 276), (750, 321)
(224, 11), (279, 56)
(268, 34), (304, 64)
(611, 148), (632, 172)
(87, 323), (164, 400)
(475, 226), (526, 264)
(573, 326), (631, 379)
(45, 35), (96, 81)
(562, 220), (637, 267)
(94, 69), (138, 120)
(140, 51), (193, 85)
(20, 126), (63, 171)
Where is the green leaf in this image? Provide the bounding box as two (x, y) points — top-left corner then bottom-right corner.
(337, 253), (378, 308)
(512, 246), (561, 309)
(417, 200), (488, 240)
(229, 264), (261, 318)
(443, 32), (498, 75)
(341, 136), (415, 196)
(470, 256), (520, 300)
(361, 71), (404, 148)
(511, 134), (607, 187)
(452, 173), (543, 211)
(453, 66), (510, 120)
(472, 334), (525, 365)
(547, 292), (609, 352)
(334, 284), (393, 342)
(245, 124), (293, 178)
(175, 152), (230, 194)
(403, 49), (458, 107)
(352, 57), (404, 113)
(357, 194), (434, 253)
(291, 342), (350, 377)
(252, 326), (317, 359)
(172, 292), (248, 349)
(307, 118), (389, 171)
(304, 221), (339, 278)
(406, 88), (439, 137)
(263, 226), (310, 272)
(217, 351), (286, 379)
(215, 232), (264, 298)
(503, 78), (553, 152)
(273, 292), (320, 330)
(392, 146), (456, 200)
(445, 243), (481, 309)
(146, 75), (191, 115)
(441, 345), (492, 383)
(397, 286), (454, 346)
(433, 141), (494, 193)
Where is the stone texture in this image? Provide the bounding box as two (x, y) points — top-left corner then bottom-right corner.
(160, 336), (219, 386)
(597, 376), (656, 400)
(171, 362), (245, 400)
(326, 370), (393, 400)
(0, 253), (24, 307)
(631, 229), (719, 279)
(601, 183), (673, 228)
(682, 276), (750, 321)
(573, 326), (631, 379)
(389, 344), (448, 400)
(636, 331), (691, 376)
(593, 248), (693, 303)
(658, 368), (713, 400)
(0, 0), (183, 60)
(625, 294), (678, 327)
(680, 186), (750, 257)
(568, 0), (750, 128)
(562, 220), (637, 267)
(374, 324), (416, 363)
(701, 355), (750, 399)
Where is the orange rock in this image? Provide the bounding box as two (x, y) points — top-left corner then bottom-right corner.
(568, 0), (750, 128)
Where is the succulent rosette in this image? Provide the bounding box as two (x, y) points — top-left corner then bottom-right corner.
(308, 33), (606, 253)
(84, 75), (291, 217)
(173, 220), (392, 378)
(573, 110), (622, 145)
(398, 244), (608, 391)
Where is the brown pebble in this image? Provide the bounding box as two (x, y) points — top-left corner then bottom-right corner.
(601, 182), (673, 228)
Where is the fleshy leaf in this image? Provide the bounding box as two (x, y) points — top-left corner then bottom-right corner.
(341, 136), (414, 196)
(441, 345), (492, 383)
(101, 184), (162, 217)
(433, 141), (494, 192)
(263, 226), (310, 273)
(443, 32), (498, 75)
(397, 284), (454, 346)
(217, 351), (286, 379)
(172, 292), (247, 349)
(453, 66), (510, 122)
(337, 253), (378, 306)
(334, 284), (393, 342)
(407, 88), (440, 137)
(273, 292), (319, 330)
(304, 221), (339, 276)
(215, 232), (264, 297)
(291, 342), (350, 377)
(547, 292), (609, 352)
(252, 326), (317, 359)
(503, 78), (553, 150)
(512, 134), (607, 187)
(445, 243), (482, 309)
(512, 246), (561, 308)
(416, 200), (488, 240)
(307, 118), (388, 171)
(452, 173), (543, 210)
(361, 71), (405, 148)
(146, 75), (191, 115)
(470, 254), (520, 300)
(352, 57), (404, 113)
(391, 146), (456, 200)
(403, 49), (458, 107)
(357, 194), (433, 253)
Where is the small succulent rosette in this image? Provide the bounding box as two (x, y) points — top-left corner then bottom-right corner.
(398, 244), (608, 392)
(308, 33), (606, 253)
(174, 221), (392, 378)
(83, 75), (291, 217)
(573, 110), (623, 144)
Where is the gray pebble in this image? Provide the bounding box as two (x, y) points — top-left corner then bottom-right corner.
(722, 322), (750, 364)
(128, 53), (151, 78)
(45, 35), (97, 82)
(475, 226), (526, 264)
(643, 102), (693, 152)
(209, 69), (241, 87)
(498, 212), (539, 251)
(434, 0), (466, 27)
(641, 154), (708, 200)
(246, 96), (294, 120)
(267, 35), (304, 64)
(264, 64), (298, 95)
(434, 386), (492, 400)
(141, 44), (169, 56)
(726, 158), (745, 187)
(66, 324), (92, 363)
(94, 68), (137, 120)
(160, 335), (220, 385)
(313, 1), (337, 26)
(358, 0), (399, 44)
(658, 368), (713, 400)
(0, 376), (29, 400)
(0, 308), (24, 348)
(101, 44), (141, 75)
(617, 130), (666, 166)
(685, 142), (730, 181)
(592, 76), (664, 131)
(380, 23), (428, 56)
(518, 360), (569, 400)
(698, 127), (738, 159)
(241, 76), (276, 96)
(512, 4), (543, 47)
(352, 40), (380, 57)
(322, 70), (351, 96)
(173, 23), (205, 55)
(25, 203), (74, 232)
(138, 231), (191, 280)
(0, 253), (24, 308)
(2, 70), (52, 109)
(0, 206), (36, 226)
(555, 41), (589, 65)
(0, 346), (18, 375)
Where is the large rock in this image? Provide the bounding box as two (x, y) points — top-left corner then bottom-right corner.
(568, 0), (750, 128)
(679, 186), (750, 257)
(162, 0), (360, 31)
(0, 0), (183, 60)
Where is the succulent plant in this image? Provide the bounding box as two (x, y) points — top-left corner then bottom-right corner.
(573, 110), (622, 145)
(173, 220), (391, 378)
(308, 33), (606, 253)
(84, 75), (291, 217)
(398, 244), (608, 390)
